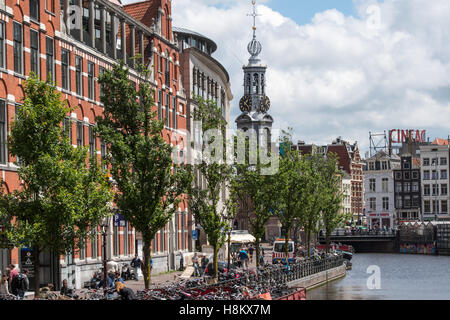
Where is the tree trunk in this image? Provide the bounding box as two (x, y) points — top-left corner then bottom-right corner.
(33, 246), (40, 298)
(142, 239), (152, 289)
(213, 243), (218, 280)
(306, 231), (311, 258)
(255, 238), (260, 268)
(227, 233), (231, 270)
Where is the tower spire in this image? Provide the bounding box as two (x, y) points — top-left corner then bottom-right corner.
(249, 0), (259, 39)
(247, 0), (262, 64)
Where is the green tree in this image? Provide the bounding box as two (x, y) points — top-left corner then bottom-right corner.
(96, 62), (190, 289)
(187, 95), (232, 278)
(318, 154), (347, 254)
(233, 146), (279, 268)
(302, 154), (326, 257)
(275, 131), (312, 262)
(0, 75), (112, 296)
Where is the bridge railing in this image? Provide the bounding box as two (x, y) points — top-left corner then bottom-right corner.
(322, 229), (397, 237)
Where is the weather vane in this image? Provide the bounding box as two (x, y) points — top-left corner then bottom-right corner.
(247, 0), (261, 38)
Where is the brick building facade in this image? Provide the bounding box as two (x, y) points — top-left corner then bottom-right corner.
(0, 0), (191, 289)
(296, 137), (365, 225)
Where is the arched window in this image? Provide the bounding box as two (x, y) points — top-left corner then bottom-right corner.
(261, 74), (265, 95)
(246, 74), (251, 94)
(192, 68), (197, 94)
(253, 73), (259, 94)
(165, 50), (170, 87)
(264, 127), (272, 152)
(165, 7), (170, 40)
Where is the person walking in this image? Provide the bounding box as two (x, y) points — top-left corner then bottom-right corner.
(238, 247), (249, 270)
(201, 255), (209, 275)
(248, 245), (254, 263)
(130, 254), (142, 281)
(192, 253), (200, 277)
(0, 274), (9, 295)
(16, 269), (29, 300)
(8, 264), (18, 293)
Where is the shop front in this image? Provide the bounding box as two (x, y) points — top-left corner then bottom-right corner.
(368, 213), (392, 229)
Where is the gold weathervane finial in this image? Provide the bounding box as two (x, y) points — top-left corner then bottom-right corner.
(248, 0), (260, 36)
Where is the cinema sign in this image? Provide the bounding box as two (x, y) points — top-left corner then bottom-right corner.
(389, 129), (426, 144)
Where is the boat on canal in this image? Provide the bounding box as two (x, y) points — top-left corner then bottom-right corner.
(316, 243), (354, 261)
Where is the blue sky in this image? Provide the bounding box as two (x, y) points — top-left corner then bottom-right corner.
(266, 0), (357, 25)
(133, 0), (450, 154)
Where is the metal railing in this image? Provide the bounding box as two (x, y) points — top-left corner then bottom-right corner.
(323, 229), (397, 237)
(253, 255), (345, 286)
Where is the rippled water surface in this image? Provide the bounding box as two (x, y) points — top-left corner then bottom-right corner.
(307, 253), (450, 300)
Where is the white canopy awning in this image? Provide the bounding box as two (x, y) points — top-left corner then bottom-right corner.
(229, 231), (256, 244)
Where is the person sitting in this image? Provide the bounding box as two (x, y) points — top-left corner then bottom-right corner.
(60, 279), (73, 297)
(107, 272), (116, 288)
(115, 282), (136, 300)
(114, 271), (125, 284)
(39, 283), (54, 299)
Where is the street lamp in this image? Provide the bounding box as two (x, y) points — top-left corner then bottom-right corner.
(101, 220), (109, 289)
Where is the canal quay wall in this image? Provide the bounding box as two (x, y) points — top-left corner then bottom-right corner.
(286, 265), (346, 291)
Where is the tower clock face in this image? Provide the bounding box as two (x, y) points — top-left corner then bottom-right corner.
(259, 96), (271, 113)
(239, 95), (252, 112)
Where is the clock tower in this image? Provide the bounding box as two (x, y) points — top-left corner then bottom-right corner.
(236, 0), (273, 146)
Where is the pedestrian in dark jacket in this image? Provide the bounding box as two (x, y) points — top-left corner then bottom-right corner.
(248, 245), (254, 263)
(115, 282), (136, 300)
(130, 254), (142, 281)
(16, 270), (29, 300)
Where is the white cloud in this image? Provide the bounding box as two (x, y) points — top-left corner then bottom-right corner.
(123, 0), (450, 153)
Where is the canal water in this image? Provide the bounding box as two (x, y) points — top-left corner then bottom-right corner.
(307, 253), (450, 300)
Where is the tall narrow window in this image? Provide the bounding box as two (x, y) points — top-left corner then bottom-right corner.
(63, 117), (72, 142)
(100, 139), (107, 171)
(89, 125), (96, 157)
(0, 100), (6, 164)
(99, 67), (105, 99)
(46, 37), (54, 81)
(123, 223), (128, 256)
(0, 22), (5, 69)
(172, 97), (177, 130)
(160, 228), (165, 253)
(30, 29), (39, 76)
(193, 68), (197, 95)
(30, 0), (39, 21)
(165, 93), (170, 127)
(61, 49), (69, 90)
(13, 22), (23, 74)
(75, 56), (83, 96)
(113, 225), (119, 256)
(158, 90), (163, 121)
(165, 53), (170, 87)
(181, 211), (185, 250)
(91, 230), (98, 259)
(174, 213), (178, 251)
(87, 62), (94, 100)
(77, 121), (84, 147)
